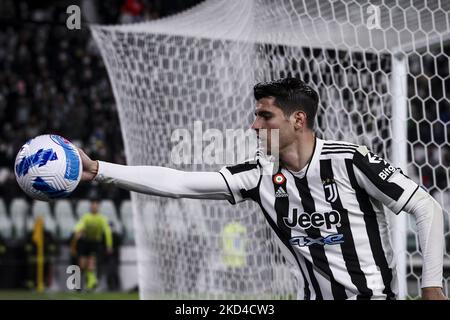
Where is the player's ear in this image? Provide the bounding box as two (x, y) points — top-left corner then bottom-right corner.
(292, 111), (306, 130)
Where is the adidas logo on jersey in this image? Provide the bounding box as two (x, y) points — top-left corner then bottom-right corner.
(275, 187), (289, 198)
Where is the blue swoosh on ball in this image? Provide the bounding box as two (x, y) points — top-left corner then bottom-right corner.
(15, 148), (58, 177)
(51, 135), (80, 181)
(32, 177), (69, 198)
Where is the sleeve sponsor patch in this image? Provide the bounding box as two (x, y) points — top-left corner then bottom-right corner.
(354, 146), (398, 182)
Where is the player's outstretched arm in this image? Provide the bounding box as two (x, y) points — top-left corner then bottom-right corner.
(78, 148), (232, 201)
(403, 187), (447, 300)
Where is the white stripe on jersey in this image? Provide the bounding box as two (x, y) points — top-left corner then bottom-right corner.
(283, 170), (325, 300)
(220, 137), (420, 300)
(327, 152), (388, 298)
(286, 169), (360, 299)
(258, 167), (314, 299)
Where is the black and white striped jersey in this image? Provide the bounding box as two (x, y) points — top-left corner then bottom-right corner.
(219, 137), (419, 300)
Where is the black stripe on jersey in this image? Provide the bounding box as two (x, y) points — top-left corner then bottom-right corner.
(323, 142), (358, 148)
(240, 188), (256, 201)
(304, 257), (323, 300)
(245, 169), (312, 299)
(273, 171), (292, 242)
(322, 145), (357, 150)
(239, 167), (263, 202)
(352, 151), (404, 201)
(320, 159), (373, 299)
(345, 159), (395, 300)
(226, 162), (258, 175)
(271, 170), (312, 300)
(253, 191), (312, 300)
(321, 150), (356, 155)
(396, 184), (419, 214)
(293, 174), (347, 300)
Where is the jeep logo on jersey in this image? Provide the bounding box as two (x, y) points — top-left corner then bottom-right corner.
(322, 178), (338, 203)
(283, 209), (341, 230)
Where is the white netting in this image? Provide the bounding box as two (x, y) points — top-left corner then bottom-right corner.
(92, 0), (450, 299)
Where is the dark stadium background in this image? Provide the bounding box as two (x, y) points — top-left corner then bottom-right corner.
(0, 0), (205, 202)
(0, 0), (449, 300)
(0, 0), (203, 299)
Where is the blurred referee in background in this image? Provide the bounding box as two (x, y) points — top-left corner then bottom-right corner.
(71, 199), (113, 291)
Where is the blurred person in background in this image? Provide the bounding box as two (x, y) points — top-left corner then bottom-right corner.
(71, 199), (113, 291)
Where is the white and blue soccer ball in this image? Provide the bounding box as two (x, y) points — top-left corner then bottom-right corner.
(14, 134), (82, 201)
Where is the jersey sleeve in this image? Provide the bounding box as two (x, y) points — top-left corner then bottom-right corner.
(352, 145), (419, 214)
(94, 161), (232, 201)
(74, 215), (86, 232)
(219, 161), (262, 205)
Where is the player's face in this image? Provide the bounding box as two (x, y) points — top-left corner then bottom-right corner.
(251, 97), (297, 155)
(90, 201), (99, 213)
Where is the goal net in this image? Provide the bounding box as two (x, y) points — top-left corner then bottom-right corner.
(91, 0), (450, 299)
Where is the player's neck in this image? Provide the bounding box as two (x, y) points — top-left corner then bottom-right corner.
(279, 131), (315, 172)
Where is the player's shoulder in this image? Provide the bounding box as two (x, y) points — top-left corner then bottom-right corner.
(321, 138), (360, 149)
(222, 149), (273, 174)
(320, 138), (362, 159)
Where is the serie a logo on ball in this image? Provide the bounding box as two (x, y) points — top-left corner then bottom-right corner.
(14, 134), (82, 202)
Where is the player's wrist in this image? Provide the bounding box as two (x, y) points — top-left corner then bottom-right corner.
(421, 287), (446, 300)
(91, 160), (99, 178)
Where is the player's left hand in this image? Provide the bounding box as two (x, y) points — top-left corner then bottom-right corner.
(421, 287), (447, 300)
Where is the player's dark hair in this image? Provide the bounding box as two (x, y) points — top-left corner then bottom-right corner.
(253, 77), (319, 129)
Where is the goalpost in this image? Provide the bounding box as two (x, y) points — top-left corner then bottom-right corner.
(91, 0), (450, 299)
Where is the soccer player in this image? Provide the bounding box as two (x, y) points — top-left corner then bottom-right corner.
(71, 199), (113, 291)
(78, 78), (445, 300)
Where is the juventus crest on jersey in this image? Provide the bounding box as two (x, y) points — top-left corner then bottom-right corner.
(219, 138), (419, 300)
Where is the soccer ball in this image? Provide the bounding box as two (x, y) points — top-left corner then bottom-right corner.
(14, 134), (82, 201)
